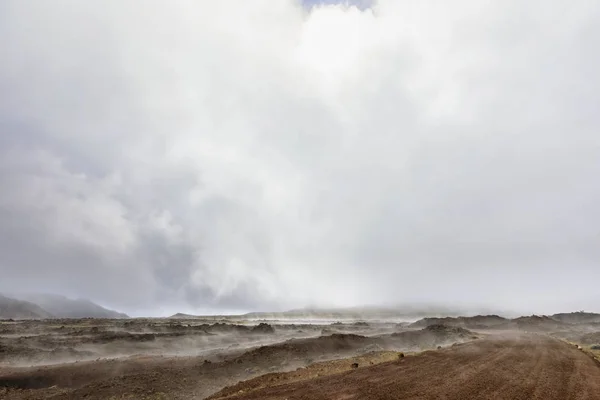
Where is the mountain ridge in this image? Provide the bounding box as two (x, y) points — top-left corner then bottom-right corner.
(0, 294), (54, 319)
(1, 293), (128, 319)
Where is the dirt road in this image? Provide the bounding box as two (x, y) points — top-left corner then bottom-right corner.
(212, 333), (600, 400)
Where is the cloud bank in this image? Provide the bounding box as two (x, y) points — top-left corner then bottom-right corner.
(1, 0), (599, 316)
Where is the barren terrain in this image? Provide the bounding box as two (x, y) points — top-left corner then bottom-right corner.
(210, 334), (600, 400)
(1, 312), (600, 399)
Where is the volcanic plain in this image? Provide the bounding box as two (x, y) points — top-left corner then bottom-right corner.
(2, 312), (600, 399)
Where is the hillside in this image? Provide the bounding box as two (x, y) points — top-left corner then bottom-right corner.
(168, 313), (203, 319)
(0, 294), (54, 319)
(14, 294), (128, 319)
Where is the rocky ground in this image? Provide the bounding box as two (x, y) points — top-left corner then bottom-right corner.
(1, 313), (599, 399)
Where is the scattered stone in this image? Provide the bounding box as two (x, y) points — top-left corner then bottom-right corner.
(351, 363), (359, 369)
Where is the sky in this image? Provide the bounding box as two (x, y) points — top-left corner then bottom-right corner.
(1, 0), (599, 317)
(303, 0), (373, 10)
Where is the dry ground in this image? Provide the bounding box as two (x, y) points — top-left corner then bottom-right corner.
(209, 333), (600, 400)
(1, 319), (471, 399)
(2, 316), (600, 399)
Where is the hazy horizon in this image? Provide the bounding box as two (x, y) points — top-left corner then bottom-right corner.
(1, 288), (598, 319)
(1, 0), (600, 317)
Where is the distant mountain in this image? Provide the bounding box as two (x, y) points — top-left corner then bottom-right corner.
(243, 305), (466, 320)
(14, 294), (128, 319)
(169, 313), (202, 319)
(168, 306), (470, 321)
(0, 294), (54, 319)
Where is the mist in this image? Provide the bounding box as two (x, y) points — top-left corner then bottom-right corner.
(1, 0), (600, 316)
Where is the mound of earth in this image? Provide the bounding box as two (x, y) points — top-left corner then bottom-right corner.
(391, 324), (475, 348)
(411, 315), (507, 329)
(510, 315), (566, 331)
(237, 334), (373, 367)
(551, 312), (600, 324)
(251, 323), (275, 334)
(424, 324), (473, 335)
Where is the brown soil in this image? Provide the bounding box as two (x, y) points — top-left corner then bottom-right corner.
(0, 319), (474, 399)
(0, 337), (406, 399)
(207, 352), (402, 400)
(209, 333), (600, 400)
(3, 316), (598, 400)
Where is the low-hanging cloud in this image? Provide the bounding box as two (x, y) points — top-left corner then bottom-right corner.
(1, 0), (599, 316)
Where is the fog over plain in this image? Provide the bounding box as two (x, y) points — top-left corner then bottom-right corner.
(1, 0), (599, 316)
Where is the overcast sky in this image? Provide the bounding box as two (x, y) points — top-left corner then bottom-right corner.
(1, 0), (599, 316)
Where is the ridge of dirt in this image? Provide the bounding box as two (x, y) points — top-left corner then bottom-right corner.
(207, 351), (402, 400)
(411, 315), (507, 329)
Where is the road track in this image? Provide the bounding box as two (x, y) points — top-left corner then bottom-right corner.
(214, 333), (600, 400)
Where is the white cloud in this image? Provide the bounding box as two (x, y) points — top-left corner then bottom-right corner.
(1, 0), (599, 315)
